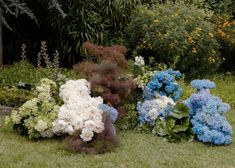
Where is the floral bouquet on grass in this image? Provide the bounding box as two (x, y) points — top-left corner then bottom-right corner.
(184, 79), (232, 145)
(5, 78), (60, 139)
(52, 79), (118, 154)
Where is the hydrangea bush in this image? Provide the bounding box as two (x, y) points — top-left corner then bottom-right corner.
(184, 79), (232, 145)
(135, 69), (193, 142)
(52, 79), (118, 142)
(5, 78), (60, 139)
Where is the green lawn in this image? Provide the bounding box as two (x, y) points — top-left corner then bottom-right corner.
(1, 75), (235, 168)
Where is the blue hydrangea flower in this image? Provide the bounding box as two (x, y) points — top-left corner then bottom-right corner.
(184, 79), (232, 145)
(191, 79), (216, 90)
(145, 69), (183, 101)
(98, 104), (118, 123)
(136, 97), (175, 125)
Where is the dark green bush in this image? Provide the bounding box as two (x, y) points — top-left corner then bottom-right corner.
(0, 88), (34, 107)
(0, 61), (76, 107)
(4, 0), (145, 66)
(116, 103), (139, 130)
(57, 0), (145, 65)
(215, 16), (235, 73)
(183, 0), (235, 15)
(124, 3), (221, 77)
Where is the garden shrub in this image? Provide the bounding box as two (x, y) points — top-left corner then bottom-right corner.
(184, 79), (232, 145)
(51, 79), (119, 154)
(116, 103), (139, 130)
(5, 78), (60, 139)
(0, 60), (76, 107)
(183, 0), (235, 15)
(215, 16), (235, 73)
(124, 3), (220, 77)
(134, 68), (193, 142)
(0, 88), (34, 108)
(73, 42), (136, 116)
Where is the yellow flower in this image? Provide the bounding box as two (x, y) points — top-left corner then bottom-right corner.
(154, 19), (159, 23)
(208, 33), (214, 38)
(222, 21), (229, 28)
(169, 43), (175, 48)
(217, 29), (226, 37)
(196, 27), (202, 31)
(192, 47), (197, 54)
(188, 36), (195, 44)
(208, 56), (216, 63)
(232, 20), (235, 25)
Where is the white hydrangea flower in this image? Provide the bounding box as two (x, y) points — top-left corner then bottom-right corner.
(65, 125), (74, 135)
(41, 78), (57, 88)
(59, 79), (91, 103)
(80, 128), (94, 142)
(52, 120), (69, 134)
(52, 79), (106, 142)
(160, 96), (176, 107)
(11, 110), (21, 124)
(134, 56), (145, 67)
(149, 108), (160, 120)
(34, 120), (48, 132)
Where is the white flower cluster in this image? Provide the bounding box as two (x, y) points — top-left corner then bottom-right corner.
(134, 56), (145, 67)
(52, 79), (105, 142)
(149, 95), (176, 120)
(36, 78), (57, 101)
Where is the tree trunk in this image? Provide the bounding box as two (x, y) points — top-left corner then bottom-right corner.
(0, 23), (3, 66)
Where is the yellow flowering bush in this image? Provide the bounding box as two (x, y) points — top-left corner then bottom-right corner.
(124, 2), (220, 77)
(216, 15), (235, 72)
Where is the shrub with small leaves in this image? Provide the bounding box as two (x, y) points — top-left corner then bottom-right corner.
(124, 2), (220, 77)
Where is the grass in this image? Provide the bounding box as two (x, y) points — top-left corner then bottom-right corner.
(0, 74), (235, 168)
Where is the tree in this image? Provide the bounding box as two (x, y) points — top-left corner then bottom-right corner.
(0, 0), (64, 66)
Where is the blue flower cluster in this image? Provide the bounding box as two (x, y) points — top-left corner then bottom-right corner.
(184, 79), (232, 145)
(145, 69), (183, 101)
(136, 99), (174, 125)
(191, 79), (216, 90)
(98, 104), (118, 123)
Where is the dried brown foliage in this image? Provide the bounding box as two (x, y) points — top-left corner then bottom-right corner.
(74, 42), (136, 115)
(64, 113), (118, 154)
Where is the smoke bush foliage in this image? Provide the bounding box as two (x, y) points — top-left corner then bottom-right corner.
(184, 79), (232, 145)
(74, 42), (136, 115)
